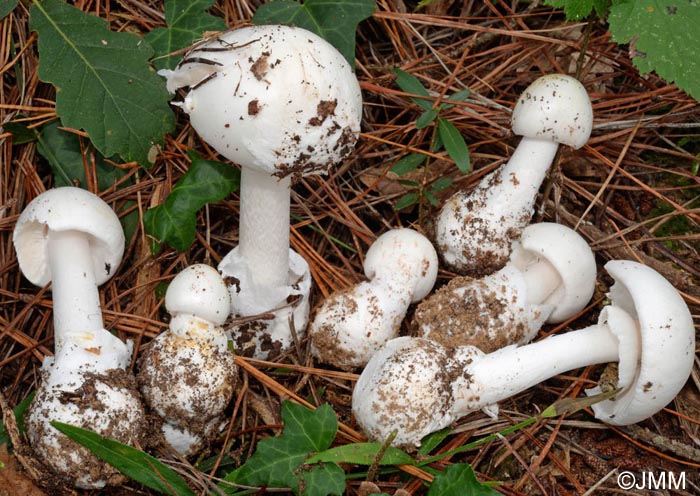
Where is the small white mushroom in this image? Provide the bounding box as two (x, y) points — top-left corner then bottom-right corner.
(435, 74), (593, 276)
(414, 223), (596, 352)
(137, 264), (236, 457)
(12, 187), (145, 489)
(353, 260), (695, 448)
(161, 25), (362, 359)
(309, 228), (438, 370)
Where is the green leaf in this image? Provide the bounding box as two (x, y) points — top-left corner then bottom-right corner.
(416, 108), (439, 129)
(143, 151), (240, 252)
(50, 421), (196, 496)
(36, 121), (127, 189)
(227, 402), (340, 493)
(0, 0), (17, 19)
(608, 0), (700, 101)
(417, 427), (451, 456)
(424, 189), (439, 206)
(393, 192), (418, 211)
(430, 176), (453, 192)
(437, 119), (471, 173)
(145, 0), (227, 71)
(299, 463), (346, 496)
(0, 392), (35, 447)
(30, 0), (175, 165)
(427, 464), (500, 496)
(252, 0), (375, 68)
(307, 443), (414, 466)
(446, 89), (471, 102)
(544, 0), (597, 19)
(391, 153), (426, 176)
(4, 121), (38, 145)
(393, 68), (433, 111)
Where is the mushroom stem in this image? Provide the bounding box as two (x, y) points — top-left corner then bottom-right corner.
(47, 229), (103, 351)
(238, 167), (291, 289)
(489, 137), (559, 212)
(519, 257), (561, 307)
(461, 323), (621, 410)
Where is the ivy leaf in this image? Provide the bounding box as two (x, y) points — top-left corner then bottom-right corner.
(299, 464), (346, 496)
(226, 402), (340, 494)
(0, 0), (17, 20)
(253, 0), (376, 68)
(36, 121), (127, 190)
(51, 422), (196, 496)
(143, 151), (240, 253)
(437, 118), (471, 173)
(427, 464), (500, 496)
(608, 0), (700, 101)
(145, 0), (227, 71)
(30, 0), (175, 165)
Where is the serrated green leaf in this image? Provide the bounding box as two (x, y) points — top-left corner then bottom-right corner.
(30, 0), (175, 165)
(416, 108), (439, 129)
(36, 121), (127, 189)
(393, 192), (418, 211)
(544, 0), (596, 19)
(391, 153), (426, 176)
(0, 0), (17, 19)
(608, 0), (700, 101)
(0, 392), (35, 448)
(145, 0), (227, 71)
(228, 402), (339, 493)
(3, 121), (38, 145)
(427, 464), (500, 496)
(393, 68), (433, 111)
(299, 463), (346, 496)
(143, 152), (240, 252)
(51, 421), (196, 496)
(437, 119), (471, 173)
(306, 443), (414, 466)
(252, 0), (375, 68)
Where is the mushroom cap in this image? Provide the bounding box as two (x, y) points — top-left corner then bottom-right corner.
(352, 337), (460, 448)
(164, 25), (362, 177)
(363, 228), (439, 302)
(510, 222), (596, 323)
(589, 260), (695, 425)
(13, 187), (124, 287)
(512, 74), (593, 149)
(166, 264), (231, 326)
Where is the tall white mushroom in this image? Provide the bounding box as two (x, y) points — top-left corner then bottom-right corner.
(414, 223), (596, 352)
(12, 187), (145, 489)
(137, 264), (236, 457)
(309, 228), (438, 370)
(160, 25), (362, 359)
(353, 261), (695, 448)
(435, 74), (593, 276)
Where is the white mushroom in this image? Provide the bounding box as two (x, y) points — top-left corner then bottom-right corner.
(310, 228), (438, 370)
(414, 223), (596, 352)
(353, 260), (695, 448)
(435, 74), (593, 276)
(12, 187), (145, 489)
(137, 264), (236, 457)
(160, 25), (362, 359)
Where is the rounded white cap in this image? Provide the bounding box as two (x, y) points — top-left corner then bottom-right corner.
(364, 228), (438, 302)
(166, 264), (231, 325)
(512, 74), (593, 149)
(589, 260), (695, 425)
(164, 25), (362, 177)
(13, 187), (124, 287)
(511, 222), (596, 323)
